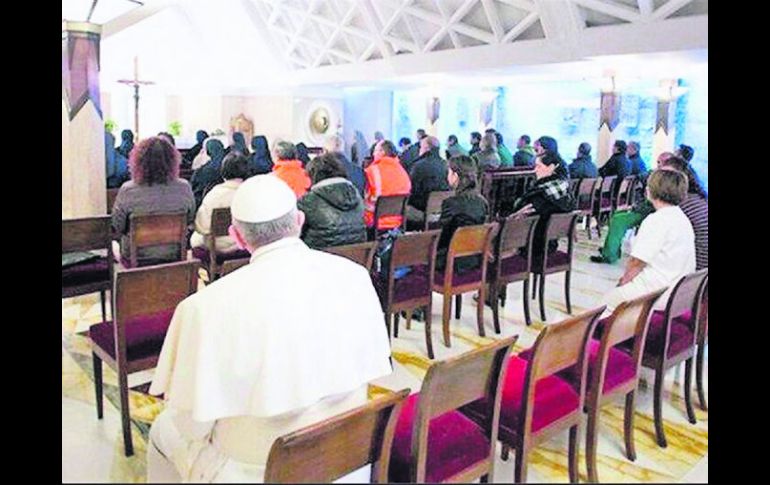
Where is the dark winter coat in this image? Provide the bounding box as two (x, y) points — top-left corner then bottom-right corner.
(436, 191), (489, 274)
(568, 154), (598, 179)
(408, 149), (451, 212)
(298, 177), (367, 249)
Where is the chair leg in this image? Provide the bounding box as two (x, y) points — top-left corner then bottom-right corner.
(93, 353), (103, 420)
(491, 284), (501, 334)
(501, 443), (510, 461)
(624, 390), (637, 461)
(476, 289), (486, 338)
(455, 294), (462, 319)
(480, 474), (489, 483)
(118, 368), (134, 456)
(696, 343), (707, 411)
(538, 273), (546, 321)
(442, 294), (452, 348)
(394, 312), (400, 338)
(564, 270), (572, 314)
(500, 285), (507, 307)
(514, 444), (529, 483)
(586, 405), (599, 483)
(424, 305), (434, 359)
(586, 215), (592, 240)
(522, 279), (532, 326)
(384, 313), (392, 339)
(406, 311), (412, 330)
(99, 290), (107, 323)
(531, 274), (538, 300)
(684, 357), (697, 424)
(568, 424), (580, 484)
(596, 215), (603, 238)
(653, 367), (667, 448)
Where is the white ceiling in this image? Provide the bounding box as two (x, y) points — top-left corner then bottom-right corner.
(62, 0), (708, 94)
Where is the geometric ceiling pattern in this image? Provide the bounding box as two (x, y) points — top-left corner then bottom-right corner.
(250, 0), (707, 70)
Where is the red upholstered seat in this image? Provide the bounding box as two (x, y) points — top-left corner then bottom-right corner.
(191, 246), (250, 265)
(393, 265), (431, 303)
(519, 339), (636, 394)
(635, 310), (695, 359)
(89, 309), (175, 362)
(389, 393), (490, 483)
(434, 267), (483, 287)
(62, 257), (109, 287)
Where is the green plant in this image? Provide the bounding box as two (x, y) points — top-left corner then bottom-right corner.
(168, 121), (182, 137)
(104, 119), (117, 133)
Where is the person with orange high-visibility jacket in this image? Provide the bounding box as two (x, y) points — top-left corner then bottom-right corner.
(364, 139), (411, 229)
(271, 140), (311, 198)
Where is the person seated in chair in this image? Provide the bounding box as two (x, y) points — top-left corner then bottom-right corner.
(405, 136), (451, 230)
(568, 142), (598, 179)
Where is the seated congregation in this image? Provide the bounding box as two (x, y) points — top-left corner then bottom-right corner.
(65, 127), (709, 483)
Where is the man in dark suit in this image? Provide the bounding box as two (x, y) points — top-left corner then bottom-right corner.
(405, 136), (451, 230)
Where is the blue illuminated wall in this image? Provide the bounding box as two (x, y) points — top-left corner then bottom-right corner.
(675, 67), (708, 193)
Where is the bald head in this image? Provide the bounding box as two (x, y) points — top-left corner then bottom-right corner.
(419, 136), (440, 156)
(656, 151), (674, 168)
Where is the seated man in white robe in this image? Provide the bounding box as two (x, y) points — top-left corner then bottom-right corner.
(147, 175), (393, 483)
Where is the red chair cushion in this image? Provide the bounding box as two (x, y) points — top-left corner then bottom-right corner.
(62, 257), (109, 287)
(389, 393), (490, 483)
(434, 267), (483, 287)
(393, 265), (431, 303)
(637, 310), (695, 359)
(519, 339), (636, 394)
(89, 308), (175, 362)
(191, 246), (250, 265)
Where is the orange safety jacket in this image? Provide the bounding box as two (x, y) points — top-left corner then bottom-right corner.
(272, 160), (311, 198)
(364, 156), (412, 229)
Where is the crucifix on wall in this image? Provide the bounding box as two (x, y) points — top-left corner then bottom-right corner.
(118, 56), (155, 138)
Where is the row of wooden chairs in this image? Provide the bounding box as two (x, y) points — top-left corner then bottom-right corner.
(568, 175), (643, 239)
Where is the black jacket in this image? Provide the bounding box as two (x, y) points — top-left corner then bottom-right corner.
(399, 143), (421, 173)
(341, 156), (365, 197)
(568, 155), (598, 179)
(629, 153), (648, 177)
(408, 150), (451, 212)
(249, 136), (273, 176)
(436, 191), (489, 273)
(512, 175), (575, 258)
(513, 149), (535, 167)
(598, 153), (631, 179)
(298, 177), (367, 249)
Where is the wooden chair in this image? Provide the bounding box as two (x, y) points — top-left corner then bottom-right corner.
(369, 194), (408, 240)
(613, 176), (637, 213)
(531, 211), (580, 322)
(575, 178), (600, 239)
(568, 178), (580, 199)
(696, 277), (708, 411)
(388, 336), (518, 483)
(423, 190), (454, 230)
(431, 222), (499, 348)
(592, 176), (616, 237)
(583, 288), (666, 482)
(323, 241), (377, 271)
(62, 216), (113, 323)
(106, 188), (119, 214)
(384, 231), (441, 358)
(90, 260), (199, 456)
(468, 307), (605, 483)
(265, 389), (411, 484)
(488, 215), (539, 329)
(220, 257), (251, 277)
(637, 269), (709, 447)
(124, 212), (188, 268)
(191, 207), (250, 282)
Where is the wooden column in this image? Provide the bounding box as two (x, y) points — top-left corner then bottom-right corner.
(597, 89), (621, 168)
(62, 21), (106, 217)
(652, 79), (679, 163)
(426, 96), (440, 138)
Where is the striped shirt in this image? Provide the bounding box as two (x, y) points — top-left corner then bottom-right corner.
(679, 193), (708, 270)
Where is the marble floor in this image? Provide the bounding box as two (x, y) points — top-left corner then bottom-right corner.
(62, 230), (708, 483)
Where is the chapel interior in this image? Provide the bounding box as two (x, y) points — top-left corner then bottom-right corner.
(62, 0), (708, 482)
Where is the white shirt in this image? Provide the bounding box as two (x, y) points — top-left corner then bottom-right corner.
(190, 179), (242, 253)
(630, 204), (696, 305)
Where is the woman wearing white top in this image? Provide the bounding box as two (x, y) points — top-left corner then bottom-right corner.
(603, 169), (695, 311)
(190, 152), (249, 253)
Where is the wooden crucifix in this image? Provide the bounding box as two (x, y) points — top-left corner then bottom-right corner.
(118, 56), (155, 138)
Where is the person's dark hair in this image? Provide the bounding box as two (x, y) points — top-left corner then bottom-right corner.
(647, 169), (688, 205)
(484, 128), (496, 134)
(536, 136), (558, 154)
(129, 136), (180, 186)
(416, 129), (427, 139)
(449, 155), (479, 193)
(296, 142), (311, 166)
(471, 131), (482, 142)
(659, 156), (707, 199)
(448, 134), (458, 144)
(380, 140), (398, 157)
(157, 132), (176, 147)
(399, 137), (411, 147)
(495, 132), (504, 146)
(578, 142), (591, 156)
(628, 141), (640, 152)
(196, 130), (208, 144)
(306, 152), (349, 185)
(678, 144), (695, 162)
(220, 152), (250, 180)
(520, 135), (531, 144)
(614, 140), (627, 153)
(538, 151), (569, 179)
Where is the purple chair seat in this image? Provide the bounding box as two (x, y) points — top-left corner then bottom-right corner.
(533, 250), (570, 272)
(519, 339), (636, 394)
(630, 310), (695, 359)
(393, 265), (431, 303)
(62, 257), (109, 287)
(499, 254), (528, 277)
(389, 393), (490, 483)
(434, 267), (483, 287)
(192, 246), (250, 265)
(89, 308), (175, 362)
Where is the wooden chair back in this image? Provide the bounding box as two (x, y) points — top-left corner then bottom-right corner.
(114, 260), (199, 324)
(265, 389), (411, 484)
(497, 215), (539, 261)
(411, 336), (518, 482)
(127, 212), (188, 267)
(568, 179), (580, 199)
(423, 191), (454, 230)
(614, 176), (636, 211)
(210, 207), (232, 238)
(373, 194), (408, 232)
(62, 215), (112, 254)
(323, 241), (377, 271)
(576, 178), (599, 212)
(106, 189), (119, 214)
(220, 257), (251, 276)
(387, 231), (441, 306)
(544, 211), (579, 243)
(657, 269), (709, 358)
(698, 277), (708, 344)
(447, 223), (498, 260)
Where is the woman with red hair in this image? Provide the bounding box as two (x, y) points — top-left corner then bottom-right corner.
(111, 136), (195, 264)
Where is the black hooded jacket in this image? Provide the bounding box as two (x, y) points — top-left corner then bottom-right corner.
(298, 177), (367, 249)
(249, 136), (273, 175)
(190, 139), (225, 208)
